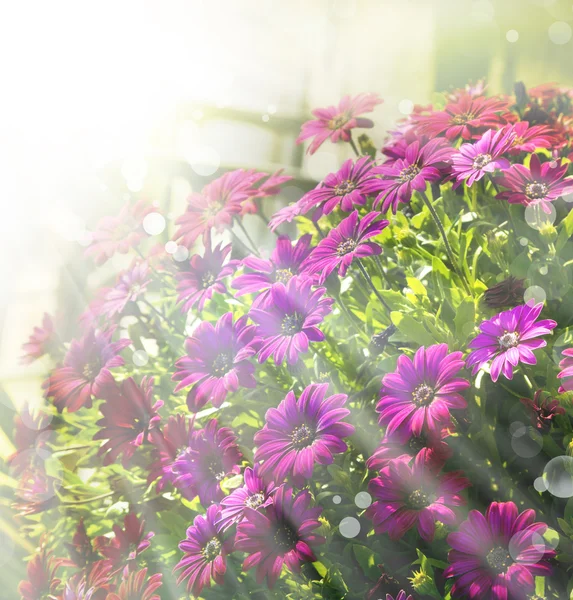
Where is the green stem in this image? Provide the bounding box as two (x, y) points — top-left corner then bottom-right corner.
(348, 134), (360, 157)
(356, 260), (392, 314)
(61, 491), (115, 505)
(419, 190), (472, 295)
(334, 294), (368, 342)
(236, 218), (261, 257)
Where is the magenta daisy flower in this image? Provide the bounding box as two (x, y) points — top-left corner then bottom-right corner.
(496, 153), (573, 212)
(172, 312), (258, 412)
(239, 169), (293, 215)
(44, 329), (130, 413)
(366, 454), (469, 542)
(509, 121), (558, 154)
(376, 344), (469, 436)
(175, 504), (232, 597)
(300, 157), (376, 216)
(302, 210), (387, 284)
(296, 93), (382, 154)
(558, 348), (573, 393)
(365, 138), (454, 213)
(232, 234), (313, 307)
(413, 94), (509, 141)
(445, 501), (555, 599)
(176, 238), (238, 312)
(268, 202), (302, 232)
(520, 390), (565, 431)
(21, 313), (59, 364)
(366, 427), (452, 473)
(94, 377), (163, 467)
(466, 302), (557, 382)
(452, 127), (515, 187)
(148, 414), (192, 492)
(173, 418), (242, 505)
(18, 548), (62, 600)
(100, 262), (151, 319)
(85, 200), (151, 266)
(218, 465), (275, 531)
(249, 276), (334, 365)
(235, 485), (325, 588)
(254, 383), (355, 485)
(106, 568), (162, 600)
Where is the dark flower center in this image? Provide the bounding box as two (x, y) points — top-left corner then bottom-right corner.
(273, 521), (299, 551)
(451, 112), (475, 125)
(407, 489), (431, 510)
(328, 114), (349, 130)
(274, 268), (293, 284)
(336, 239), (357, 256)
(498, 331), (519, 350)
(472, 153), (492, 169)
(202, 272), (216, 288)
(211, 352), (232, 376)
(245, 492), (265, 509)
(412, 383), (434, 407)
(290, 424), (315, 449)
(207, 457), (226, 481)
(408, 434), (427, 453)
(82, 361), (101, 381)
(398, 164), (420, 182)
(334, 179), (356, 196)
(202, 538), (222, 562)
(525, 181), (549, 200)
(281, 313), (304, 335)
(486, 546), (513, 574)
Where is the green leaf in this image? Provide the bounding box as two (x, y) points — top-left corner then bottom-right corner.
(352, 544), (379, 580)
(454, 297), (475, 342)
(390, 311), (436, 347)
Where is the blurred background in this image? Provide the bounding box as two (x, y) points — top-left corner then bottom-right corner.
(0, 0), (573, 583)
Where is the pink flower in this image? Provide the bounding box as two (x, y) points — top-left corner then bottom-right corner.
(558, 348), (573, 393)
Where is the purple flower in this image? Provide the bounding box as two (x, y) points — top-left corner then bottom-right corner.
(301, 211), (388, 284)
(300, 157), (376, 216)
(235, 485), (325, 588)
(496, 153), (573, 213)
(21, 313), (59, 364)
(384, 593), (413, 600)
(174, 504), (232, 597)
(250, 277), (334, 365)
(172, 313), (258, 412)
(452, 127), (515, 187)
(232, 234), (313, 307)
(106, 568), (161, 600)
(365, 138), (454, 213)
(218, 466), (275, 531)
(100, 262), (151, 318)
(508, 121), (558, 155)
(173, 418), (242, 505)
(94, 377), (163, 467)
(466, 302), (557, 382)
(520, 390), (565, 432)
(254, 383), (355, 485)
(558, 348), (573, 393)
(296, 93), (383, 155)
(376, 344), (469, 436)
(268, 202), (302, 232)
(484, 276), (526, 309)
(176, 238), (238, 312)
(366, 454), (469, 542)
(44, 329), (130, 413)
(445, 501), (555, 599)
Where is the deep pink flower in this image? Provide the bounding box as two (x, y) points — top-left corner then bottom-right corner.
(376, 344), (469, 436)
(558, 348), (573, 393)
(65, 519), (100, 569)
(254, 383), (355, 485)
(94, 377), (163, 467)
(85, 200), (151, 266)
(520, 390), (565, 432)
(301, 210), (388, 284)
(176, 238), (238, 312)
(452, 127), (515, 187)
(94, 513), (153, 576)
(18, 547), (62, 600)
(445, 502), (555, 599)
(496, 153), (573, 212)
(239, 169), (293, 215)
(232, 234), (313, 307)
(14, 467), (59, 516)
(249, 276), (334, 365)
(100, 261), (151, 319)
(508, 121), (558, 154)
(365, 138), (454, 213)
(296, 93), (383, 154)
(44, 329), (130, 413)
(172, 313), (258, 412)
(367, 454), (469, 541)
(366, 427), (452, 473)
(106, 568), (162, 600)
(173, 418), (243, 505)
(218, 466), (276, 531)
(466, 302), (557, 382)
(413, 94), (509, 141)
(268, 202), (302, 232)
(175, 504), (232, 597)
(235, 485), (325, 588)
(299, 157), (376, 216)
(21, 313), (59, 364)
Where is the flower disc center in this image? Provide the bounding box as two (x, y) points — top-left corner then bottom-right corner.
(486, 546), (513, 574)
(498, 331), (519, 350)
(290, 424), (315, 449)
(472, 153), (492, 169)
(407, 489), (431, 510)
(399, 164), (421, 182)
(274, 268), (293, 284)
(245, 492), (265, 509)
(412, 383), (435, 407)
(336, 238), (357, 256)
(525, 181), (549, 200)
(211, 352), (232, 376)
(334, 179), (356, 196)
(281, 313), (304, 335)
(202, 538), (222, 562)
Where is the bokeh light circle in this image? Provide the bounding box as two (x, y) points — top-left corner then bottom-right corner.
(543, 456), (573, 497)
(133, 350), (149, 367)
(354, 491), (372, 509)
(339, 516), (361, 538)
(165, 241), (177, 254)
(506, 30), (519, 42)
(511, 425), (543, 458)
(189, 146), (220, 176)
(509, 530), (546, 563)
(548, 21), (572, 45)
(524, 285), (546, 304)
(524, 203), (556, 230)
(398, 99), (414, 115)
(534, 477), (548, 493)
(143, 212), (166, 236)
(332, 495), (342, 504)
(173, 246), (190, 262)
